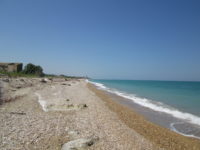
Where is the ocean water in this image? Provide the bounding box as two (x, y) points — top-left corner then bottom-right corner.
(89, 79), (200, 139)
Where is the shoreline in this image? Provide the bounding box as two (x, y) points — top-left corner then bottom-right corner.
(88, 80), (200, 139)
(87, 83), (200, 149)
(1, 77), (200, 149)
(102, 89), (200, 140)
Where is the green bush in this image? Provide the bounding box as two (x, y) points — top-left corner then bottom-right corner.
(23, 63), (44, 76)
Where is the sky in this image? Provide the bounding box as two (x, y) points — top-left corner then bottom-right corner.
(0, 0), (200, 81)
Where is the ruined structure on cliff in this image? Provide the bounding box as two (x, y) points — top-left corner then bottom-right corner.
(0, 63), (23, 72)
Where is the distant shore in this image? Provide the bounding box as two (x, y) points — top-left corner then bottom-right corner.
(88, 83), (200, 149)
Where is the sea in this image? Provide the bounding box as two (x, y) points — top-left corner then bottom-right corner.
(89, 79), (200, 139)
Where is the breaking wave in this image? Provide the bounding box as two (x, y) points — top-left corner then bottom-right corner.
(89, 81), (200, 139)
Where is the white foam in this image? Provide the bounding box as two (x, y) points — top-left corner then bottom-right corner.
(89, 81), (200, 126)
(170, 122), (200, 139)
(89, 81), (107, 90)
(35, 93), (48, 112)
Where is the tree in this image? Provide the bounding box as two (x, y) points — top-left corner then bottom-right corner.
(23, 63), (44, 76)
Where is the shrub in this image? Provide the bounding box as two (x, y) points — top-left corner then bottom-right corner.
(23, 63), (44, 76)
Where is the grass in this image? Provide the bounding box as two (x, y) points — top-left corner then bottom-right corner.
(0, 71), (88, 79)
(0, 71), (39, 78)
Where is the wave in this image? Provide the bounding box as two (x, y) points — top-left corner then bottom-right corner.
(89, 81), (200, 127)
(170, 122), (200, 139)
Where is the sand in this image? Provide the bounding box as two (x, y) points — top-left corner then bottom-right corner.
(0, 77), (200, 150)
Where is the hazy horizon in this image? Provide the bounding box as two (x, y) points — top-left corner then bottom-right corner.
(92, 78), (200, 82)
(1, 0), (200, 81)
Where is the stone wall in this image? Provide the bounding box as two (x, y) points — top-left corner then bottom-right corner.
(0, 63), (23, 72)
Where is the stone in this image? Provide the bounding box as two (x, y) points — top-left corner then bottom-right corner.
(2, 78), (9, 82)
(78, 104), (88, 109)
(20, 79), (24, 82)
(68, 130), (80, 137)
(52, 78), (65, 82)
(16, 85), (22, 89)
(67, 104), (74, 108)
(0, 73), (6, 76)
(65, 127), (69, 132)
(10, 112), (26, 115)
(61, 136), (99, 150)
(48, 78), (52, 81)
(40, 79), (47, 83)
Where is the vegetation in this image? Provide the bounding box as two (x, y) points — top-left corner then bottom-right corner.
(0, 63), (89, 79)
(0, 63), (44, 77)
(45, 73), (89, 80)
(23, 63), (44, 76)
(0, 71), (39, 78)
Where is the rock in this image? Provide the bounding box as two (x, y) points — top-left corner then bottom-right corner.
(20, 79), (24, 82)
(10, 112), (26, 115)
(40, 79), (47, 83)
(2, 78), (9, 82)
(0, 73), (6, 76)
(67, 104), (74, 108)
(78, 104), (88, 109)
(68, 130), (80, 137)
(47, 104), (54, 109)
(61, 136), (99, 150)
(48, 78), (53, 81)
(65, 127), (69, 132)
(15, 85), (22, 89)
(52, 78), (65, 82)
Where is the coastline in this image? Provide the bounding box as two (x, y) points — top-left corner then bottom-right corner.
(87, 83), (200, 149)
(0, 77), (200, 149)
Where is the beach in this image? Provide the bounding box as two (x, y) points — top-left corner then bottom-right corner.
(0, 77), (200, 150)
(88, 83), (200, 149)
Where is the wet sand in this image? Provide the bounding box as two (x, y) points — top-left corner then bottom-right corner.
(102, 90), (200, 139)
(88, 83), (200, 150)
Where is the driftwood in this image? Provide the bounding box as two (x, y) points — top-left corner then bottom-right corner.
(10, 112), (26, 115)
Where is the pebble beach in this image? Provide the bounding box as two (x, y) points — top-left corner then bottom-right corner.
(0, 77), (200, 150)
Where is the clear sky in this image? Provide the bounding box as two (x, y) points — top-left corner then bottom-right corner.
(0, 0), (200, 81)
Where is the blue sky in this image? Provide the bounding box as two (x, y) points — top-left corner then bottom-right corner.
(0, 0), (200, 80)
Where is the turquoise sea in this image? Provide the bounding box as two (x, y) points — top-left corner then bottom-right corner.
(90, 79), (200, 139)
